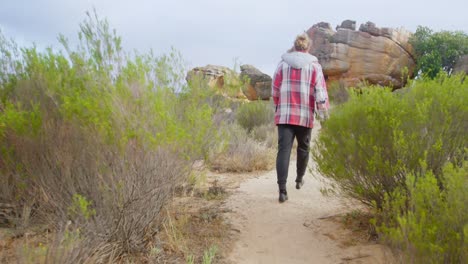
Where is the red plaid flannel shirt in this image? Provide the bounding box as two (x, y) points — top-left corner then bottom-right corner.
(272, 54), (327, 128)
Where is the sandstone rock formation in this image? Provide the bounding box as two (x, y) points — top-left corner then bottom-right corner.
(186, 65), (246, 98)
(454, 55), (468, 74)
(240, 64), (272, 100)
(306, 20), (416, 88)
(186, 65), (238, 89)
(336, 20), (356, 31)
(186, 64), (273, 100)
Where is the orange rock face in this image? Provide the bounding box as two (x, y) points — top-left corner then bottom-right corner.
(307, 21), (416, 89)
(240, 65), (272, 101)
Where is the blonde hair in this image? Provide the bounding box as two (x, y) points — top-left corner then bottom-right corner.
(294, 33), (311, 51)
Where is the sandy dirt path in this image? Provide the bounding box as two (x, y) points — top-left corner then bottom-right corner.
(224, 127), (392, 264)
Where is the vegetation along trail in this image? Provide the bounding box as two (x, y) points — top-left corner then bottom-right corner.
(224, 124), (392, 264)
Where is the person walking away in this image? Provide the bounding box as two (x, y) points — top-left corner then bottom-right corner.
(271, 33), (328, 203)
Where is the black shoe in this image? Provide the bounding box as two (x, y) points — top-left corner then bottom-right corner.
(296, 179), (304, 190)
(279, 190), (288, 203)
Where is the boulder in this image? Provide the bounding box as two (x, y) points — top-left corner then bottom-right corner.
(240, 64), (272, 100)
(307, 20), (416, 88)
(186, 64), (273, 101)
(454, 55), (468, 74)
(186, 65), (238, 89)
(336, 20), (356, 31)
(186, 65), (245, 98)
(359, 21), (391, 37)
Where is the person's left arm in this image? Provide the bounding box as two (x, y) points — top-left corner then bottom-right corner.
(313, 64), (329, 111)
(272, 63), (283, 107)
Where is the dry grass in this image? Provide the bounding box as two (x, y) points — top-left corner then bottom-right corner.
(322, 209), (377, 249)
(157, 206), (228, 262)
(147, 176), (232, 264)
(209, 124), (275, 173)
(0, 166), (237, 264)
(0, 117), (190, 263)
(250, 124), (278, 149)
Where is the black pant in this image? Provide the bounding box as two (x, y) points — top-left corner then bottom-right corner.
(276, 124), (312, 191)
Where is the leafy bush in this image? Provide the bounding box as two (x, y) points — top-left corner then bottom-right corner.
(410, 26), (468, 78)
(313, 74), (467, 208)
(0, 11), (218, 262)
(377, 162), (468, 263)
(236, 100), (274, 132)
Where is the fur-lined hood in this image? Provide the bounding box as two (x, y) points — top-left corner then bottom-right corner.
(281, 51), (318, 69)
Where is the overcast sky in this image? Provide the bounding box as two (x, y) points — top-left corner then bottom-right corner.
(1, 0), (467, 75)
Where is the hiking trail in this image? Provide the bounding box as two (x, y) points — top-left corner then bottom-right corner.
(223, 124), (393, 264)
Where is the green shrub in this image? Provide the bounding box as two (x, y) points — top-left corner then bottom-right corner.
(313, 86), (406, 207)
(236, 100), (274, 132)
(313, 73), (467, 208)
(0, 11), (219, 262)
(410, 26), (468, 78)
(377, 162), (468, 263)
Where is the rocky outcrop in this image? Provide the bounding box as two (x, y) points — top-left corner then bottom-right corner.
(240, 65), (272, 100)
(454, 55), (468, 74)
(186, 65), (238, 89)
(186, 65), (246, 98)
(186, 64), (273, 100)
(306, 20), (416, 88)
(336, 20), (356, 31)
